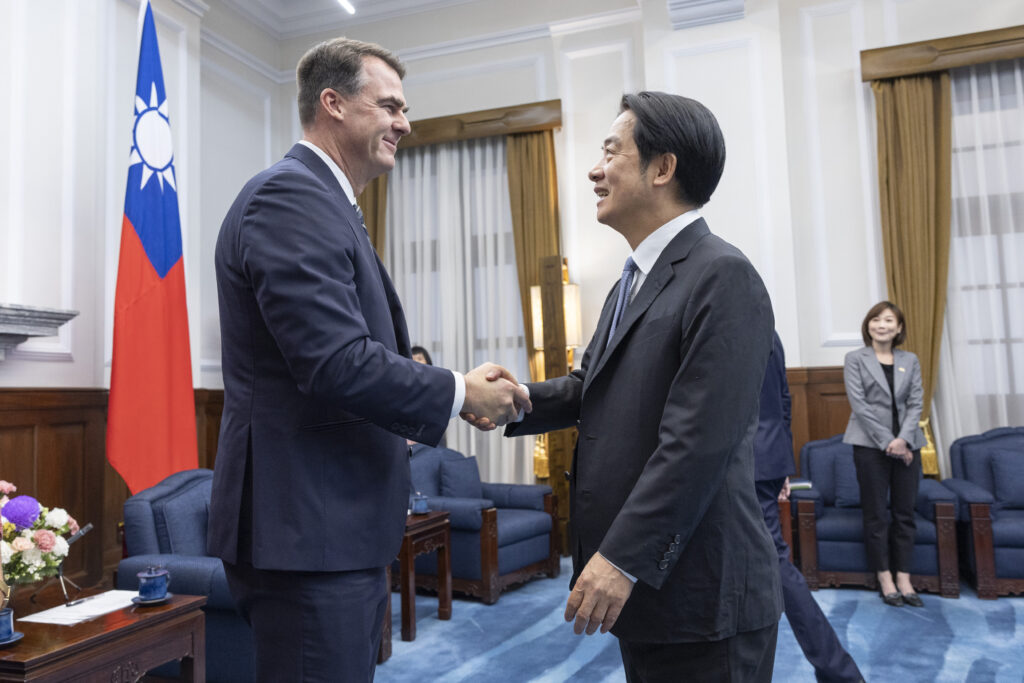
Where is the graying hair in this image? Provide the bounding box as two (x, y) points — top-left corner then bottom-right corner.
(296, 37), (405, 128)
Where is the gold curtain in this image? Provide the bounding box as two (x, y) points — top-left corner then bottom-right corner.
(357, 174), (389, 257)
(871, 74), (952, 474)
(506, 130), (562, 382)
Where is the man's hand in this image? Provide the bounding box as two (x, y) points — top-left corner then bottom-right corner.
(564, 552), (634, 635)
(777, 476), (791, 502)
(461, 363), (532, 429)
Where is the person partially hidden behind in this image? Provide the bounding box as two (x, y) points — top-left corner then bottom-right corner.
(208, 37), (529, 682)
(467, 91), (782, 682)
(755, 331), (865, 682)
(843, 301), (926, 608)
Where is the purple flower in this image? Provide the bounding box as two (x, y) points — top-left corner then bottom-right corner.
(3, 495), (41, 530)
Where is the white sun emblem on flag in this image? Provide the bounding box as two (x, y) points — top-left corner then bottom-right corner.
(129, 82), (177, 192)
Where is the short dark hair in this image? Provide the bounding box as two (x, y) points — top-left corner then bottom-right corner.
(860, 301), (907, 347)
(296, 37), (405, 128)
(619, 91), (725, 207)
(410, 345), (433, 366)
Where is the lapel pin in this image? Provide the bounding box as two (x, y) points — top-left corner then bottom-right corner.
(899, 367), (905, 372)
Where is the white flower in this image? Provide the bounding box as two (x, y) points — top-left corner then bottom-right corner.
(45, 508), (69, 529)
(21, 548), (43, 569)
(0, 541), (10, 565)
(51, 536), (69, 559)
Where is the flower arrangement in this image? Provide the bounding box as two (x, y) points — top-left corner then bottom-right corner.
(0, 480), (80, 586)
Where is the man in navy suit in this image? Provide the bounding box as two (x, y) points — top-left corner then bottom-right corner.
(208, 38), (528, 681)
(755, 331), (864, 682)
(472, 92), (782, 681)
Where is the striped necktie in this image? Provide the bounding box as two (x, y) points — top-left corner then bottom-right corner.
(607, 256), (638, 348)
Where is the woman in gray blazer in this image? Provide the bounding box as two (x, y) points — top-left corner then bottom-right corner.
(843, 301), (926, 608)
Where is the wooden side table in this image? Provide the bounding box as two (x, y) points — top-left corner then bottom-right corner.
(0, 593), (206, 682)
(399, 510), (452, 641)
(378, 510), (452, 662)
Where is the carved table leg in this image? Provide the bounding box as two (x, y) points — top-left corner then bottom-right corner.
(400, 535), (416, 641)
(438, 521), (452, 620)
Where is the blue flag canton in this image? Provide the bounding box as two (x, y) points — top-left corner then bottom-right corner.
(123, 1), (182, 280)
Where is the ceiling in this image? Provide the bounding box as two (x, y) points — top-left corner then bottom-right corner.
(219, 0), (483, 39)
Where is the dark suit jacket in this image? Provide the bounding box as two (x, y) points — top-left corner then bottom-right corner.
(507, 219), (782, 642)
(754, 331), (796, 482)
(208, 143), (454, 572)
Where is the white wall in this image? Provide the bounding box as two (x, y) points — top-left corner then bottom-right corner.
(2, 0), (1023, 390)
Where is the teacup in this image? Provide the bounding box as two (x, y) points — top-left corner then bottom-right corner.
(137, 567), (170, 601)
(410, 494), (429, 514)
(0, 608), (12, 641)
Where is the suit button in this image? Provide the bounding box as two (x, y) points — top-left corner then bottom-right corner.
(673, 534), (681, 544)
(669, 543), (678, 552)
(658, 560), (669, 570)
(564, 471), (571, 481)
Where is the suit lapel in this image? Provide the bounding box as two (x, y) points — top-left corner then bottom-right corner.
(861, 346), (891, 398)
(582, 219), (710, 395)
(286, 144), (399, 348)
(286, 144), (369, 249)
(892, 349), (908, 398)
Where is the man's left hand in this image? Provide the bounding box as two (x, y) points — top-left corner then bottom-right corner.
(564, 552), (634, 635)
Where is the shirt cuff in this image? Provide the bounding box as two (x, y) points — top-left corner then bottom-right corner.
(513, 384), (530, 423)
(449, 370), (465, 420)
(599, 552), (637, 584)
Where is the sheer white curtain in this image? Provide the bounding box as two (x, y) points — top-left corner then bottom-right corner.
(385, 136), (535, 483)
(933, 58), (1024, 476)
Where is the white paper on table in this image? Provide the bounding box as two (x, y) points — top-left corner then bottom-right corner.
(17, 590), (138, 626)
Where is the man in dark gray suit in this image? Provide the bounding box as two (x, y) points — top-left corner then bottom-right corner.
(475, 92), (782, 680)
(209, 38), (528, 681)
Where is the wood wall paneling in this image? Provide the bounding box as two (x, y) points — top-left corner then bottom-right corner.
(0, 390), (110, 586)
(787, 366), (850, 475)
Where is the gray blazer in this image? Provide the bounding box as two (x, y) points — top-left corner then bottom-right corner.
(842, 345), (926, 451)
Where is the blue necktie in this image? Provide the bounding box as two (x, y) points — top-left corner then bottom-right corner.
(607, 256), (638, 347)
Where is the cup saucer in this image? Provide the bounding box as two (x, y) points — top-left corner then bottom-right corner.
(0, 632), (24, 647)
(132, 592), (172, 606)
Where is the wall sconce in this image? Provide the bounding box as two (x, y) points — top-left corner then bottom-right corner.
(530, 282), (582, 352)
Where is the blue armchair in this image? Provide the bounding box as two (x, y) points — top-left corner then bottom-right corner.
(116, 469), (254, 682)
(791, 435), (959, 597)
(944, 426), (1024, 599)
(406, 445), (560, 604)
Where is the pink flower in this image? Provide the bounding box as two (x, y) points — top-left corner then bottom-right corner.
(0, 481), (15, 496)
(11, 536), (33, 552)
(33, 529), (56, 552)
(67, 516), (80, 535)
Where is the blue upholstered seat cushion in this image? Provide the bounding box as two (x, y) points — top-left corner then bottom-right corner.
(991, 450), (1024, 511)
(834, 453), (861, 508)
(813, 508), (865, 542)
(992, 510), (1024, 547)
(496, 509), (552, 546)
(440, 456), (483, 499)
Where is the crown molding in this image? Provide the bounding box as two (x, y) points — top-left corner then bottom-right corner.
(398, 24), (550, 62)
(219, 0), (480, 41)
(666, 0), (744, 30)
(172, 0), (210, 18)
(200, 28), (294, 83)
(549, 7), (642, 37)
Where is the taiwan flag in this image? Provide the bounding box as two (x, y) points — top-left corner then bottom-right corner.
(107, 0), (197, 495)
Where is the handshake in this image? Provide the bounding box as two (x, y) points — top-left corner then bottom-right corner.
(460, 363), (532, 431)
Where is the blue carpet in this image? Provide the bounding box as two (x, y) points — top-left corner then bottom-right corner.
(377, 557), (1024, 682)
